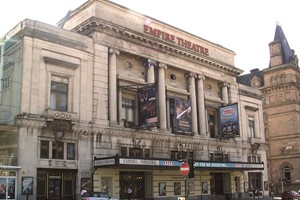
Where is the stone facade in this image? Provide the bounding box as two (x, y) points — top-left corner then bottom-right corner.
(237, 24), (300, 195)
(0, 0), (268, 200)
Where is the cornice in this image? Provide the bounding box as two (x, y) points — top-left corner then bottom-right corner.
(261, 83), (299, 95)
(74, 18), (243, 76)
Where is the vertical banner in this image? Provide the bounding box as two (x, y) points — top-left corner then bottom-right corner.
(138, 84), (157, 127)
(175, 97), (192, 134)
(220, 103), (239, 138)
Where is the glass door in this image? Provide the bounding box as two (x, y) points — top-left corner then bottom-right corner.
(0, 177), (16, 200)
(48, 178), (61, 200)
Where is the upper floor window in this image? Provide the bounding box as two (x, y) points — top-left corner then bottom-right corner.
(247, 155), (261, 163)
(169, 98), (176, 133)
(210, 153), (229, 162)
(284, 166), (291, 183)
(40, 141), (49, 158)
(208, 108), (219, 138)
(50, 76), (68, 112)
(52, 141), (64, 159)
(40, 140), (76, 160)
(67, 143), (75, 160)
(122, 96), (135, 127)
(120, 147), (151, 158)
(2, 76), (12, 90)
(248, 117), (255, 138)
(171, 151), (193, 161)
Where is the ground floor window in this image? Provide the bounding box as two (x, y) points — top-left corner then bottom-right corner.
(0, 170), (16, 200)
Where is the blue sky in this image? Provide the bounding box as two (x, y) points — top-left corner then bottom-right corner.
(1, 0), (299, 74)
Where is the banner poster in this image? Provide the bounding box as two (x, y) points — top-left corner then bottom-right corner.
(138, 84), (157, 127)
(220, 103), (239, 138)
(175, 97), (192, 134)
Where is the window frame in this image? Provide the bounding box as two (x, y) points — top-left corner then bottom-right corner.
(50, 76), (69, 112)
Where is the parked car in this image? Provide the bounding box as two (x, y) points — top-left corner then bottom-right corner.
(281, 191), (300, 200)
(81, 192), (118, 200)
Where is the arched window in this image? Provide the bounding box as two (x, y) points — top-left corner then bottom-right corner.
(284, 166), (291, 183)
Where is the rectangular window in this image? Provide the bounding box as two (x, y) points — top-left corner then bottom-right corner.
(121, 147), (127, 157)
(52, 142), (64, 159)
(144, 149), (150, 158)
(50, 77), (68, 112)
(40, 141), (49, 158)
(67, 143), (75, 160)
(248, 155), (261, 163)
(248, 117), (255, 138)
(169, 98), (176, 133)
(122, 97), (135, 126)
(210, 153), (229, 162)
(129, 148), (142, 158)
(2, 76), (12, 90)
(208, 109), (219, 138)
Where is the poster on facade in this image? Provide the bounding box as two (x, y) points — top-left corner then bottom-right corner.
(21, 177), (33, 195)
(175, 97), (192, 134)
(138, 84), (157, 127)
(219, 103), (239, 138)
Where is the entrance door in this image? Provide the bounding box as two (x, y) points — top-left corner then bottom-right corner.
(120, 172), (145, 199)
(48, 178), (61, 200)
(0, 177), (16, 200)
(210, 173), (224, 195)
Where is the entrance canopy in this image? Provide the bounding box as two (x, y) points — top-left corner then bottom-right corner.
(94, 155), (264, 171)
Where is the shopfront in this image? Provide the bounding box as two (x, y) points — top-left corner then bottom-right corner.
(36, 169), (77, 200)
(93, 156), (264, 200)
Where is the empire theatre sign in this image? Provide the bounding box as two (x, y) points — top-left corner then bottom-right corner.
(143, 24), (209, 56)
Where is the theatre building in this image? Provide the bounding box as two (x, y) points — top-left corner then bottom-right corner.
(0, 0), (268, 199)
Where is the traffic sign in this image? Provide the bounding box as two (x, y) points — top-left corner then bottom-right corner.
(180, 162), (190, 176)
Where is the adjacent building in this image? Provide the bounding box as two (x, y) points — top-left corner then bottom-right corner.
(0, 0), (268, 199)
(238, 24), (300, 195)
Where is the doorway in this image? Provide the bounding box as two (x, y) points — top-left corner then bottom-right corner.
(210, 173), (224, 195)
(120, 172), (145, 199)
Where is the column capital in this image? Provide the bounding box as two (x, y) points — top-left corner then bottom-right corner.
(185, 72), (197, 79)
(158, 62), (168, 69)
(196, 74), (205, 80)
(109, 48), (120, 55)
(219, 82), (230, 88)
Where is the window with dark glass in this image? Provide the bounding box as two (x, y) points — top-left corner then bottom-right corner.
(67, 143), (75, 160)
(52, 141), (64, 159)
(122, 97), (135, 126)
(208, 109), (219, 138)
(144, 149), (150, 158)
(37, 172), (47, 196)
(210, 153), (229, 162)
(284, 166), (291, 182)
(171, 151), (193, 160)
(248, 118), (255, 138)
(40, 140), (49, 158)
(129, 148), (142, 158)
(169, 98), (176, 133)
(50, 80), (68, 111)
(247, 155), (261, 163)
(121, 147), (127, 157)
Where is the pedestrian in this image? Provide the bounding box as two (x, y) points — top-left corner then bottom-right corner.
(127, 185), (133, 200)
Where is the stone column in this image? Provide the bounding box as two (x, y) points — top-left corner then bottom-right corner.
(196, 74), (206, 135)
(221, 83), (229, 105)
(147, 60), (155, 83)
(118, 88), (122, 125)
(108, 48), (120, 125)
(158, 63), (167, 130)
(187, 73), (198, 134)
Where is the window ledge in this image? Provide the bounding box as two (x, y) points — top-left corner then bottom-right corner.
(45, 109), (78, 121)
